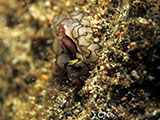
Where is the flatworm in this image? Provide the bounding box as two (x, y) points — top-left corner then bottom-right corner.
(52, 11), (100, 81)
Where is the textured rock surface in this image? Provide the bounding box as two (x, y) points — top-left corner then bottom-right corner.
(0, 0), (160, 120)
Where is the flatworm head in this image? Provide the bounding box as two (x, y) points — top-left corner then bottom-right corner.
(52, 11), (100, 80)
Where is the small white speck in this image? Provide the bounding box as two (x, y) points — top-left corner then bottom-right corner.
(75, 7), (79, 11)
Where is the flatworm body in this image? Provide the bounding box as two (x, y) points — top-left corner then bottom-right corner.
(52, 11), (100, 81)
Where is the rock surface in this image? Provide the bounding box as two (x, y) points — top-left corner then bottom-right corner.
(0, 0), (160, 120)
